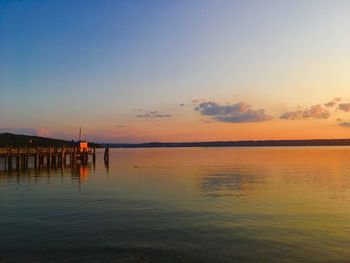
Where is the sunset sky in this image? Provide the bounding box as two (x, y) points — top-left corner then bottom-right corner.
(2, 0), (350, 143)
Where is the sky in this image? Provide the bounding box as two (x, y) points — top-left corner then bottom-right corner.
(1, 0), (350, 143)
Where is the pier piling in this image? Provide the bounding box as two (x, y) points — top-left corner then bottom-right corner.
(104, 146), (109, 165)
(0, 146), (96, 172)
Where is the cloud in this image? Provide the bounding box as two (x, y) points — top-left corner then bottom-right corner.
(324, 97), (341, 108)
(338, 122), (350, 128)
(336, 118), (350, 128)
(280, 105), (330, 120)
(280, 110), (304, 120)
(136, 111), (172, 118)
(0, 128), (67, 139)
(198, 119), (214, 123)
(195, 101), (273, 123)
(338, 103), (350, 112)
(303, 105), (330, 119)
(36, 128), (53, 137)
(0, 128), (38, 136)
(0, 128), (53, 137)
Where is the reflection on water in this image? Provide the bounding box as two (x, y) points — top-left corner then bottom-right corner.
(0, 161), (95, 185)
(1, 147), (350, 262)
(201, 168), (266, 197)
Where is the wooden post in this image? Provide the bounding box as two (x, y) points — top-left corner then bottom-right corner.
(73, 146), (77, 163)
(104, 145), (109, 165)
(21, 147), (25, 169)
(38, 154), (41, 168)
(16, 147), (20, 170)
(58, 147), (61, 165)
(5, 149), (9, 171)
(54, 147), (58, 166)
(7, 146), (12, 171)
(82, 148), (87, 165)
(69, 148), (73, 165)
(52, 147), (55, 166)
(21, 154), (25, 170)
(20, 154), (23, 170)
(48, 146), (52, 167)
(35, 147), (38, 169)
(8, 155), (12, 171)
(40, 153), (44, 167)
(61, 146), (65, 166)
(25, 155), (29, 169)
(56, 147), (60, 166)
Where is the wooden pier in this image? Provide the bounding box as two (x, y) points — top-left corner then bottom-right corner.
(0, 146), (96, 171)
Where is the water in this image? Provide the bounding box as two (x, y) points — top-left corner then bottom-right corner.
(1, 147), (350, 262)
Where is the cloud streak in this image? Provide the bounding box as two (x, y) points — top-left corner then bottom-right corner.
(338, 122), (350, 128)
(338, 103), (350, 112)
(0, 128), (39, 136)
(136, 111), (172, 118)
(195, 101), (273, 123)
(280, 105), (330, 120)
(0, 128), (66, 139)
(324, 97), (341, 108)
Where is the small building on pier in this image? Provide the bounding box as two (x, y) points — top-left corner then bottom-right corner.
(79, 141), (88, 153)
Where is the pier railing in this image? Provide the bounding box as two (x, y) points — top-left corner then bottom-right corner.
(0, 146), (96, 171)
(0, 146), (94, 154)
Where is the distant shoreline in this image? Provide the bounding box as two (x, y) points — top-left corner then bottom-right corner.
(106, 139), (350, 148)
(2, 133), (350, 149)
(0, 133), (101, 148)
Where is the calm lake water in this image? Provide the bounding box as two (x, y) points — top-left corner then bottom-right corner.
(1, 147), (350, 262)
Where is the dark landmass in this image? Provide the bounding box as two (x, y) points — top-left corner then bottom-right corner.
(2, 132), (350, 148)
(106, 139), (350, 148)
(0, 133), (101, 147)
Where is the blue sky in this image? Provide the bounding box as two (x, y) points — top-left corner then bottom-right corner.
(2, 0), (350, 142)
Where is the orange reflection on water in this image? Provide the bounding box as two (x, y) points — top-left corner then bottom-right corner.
(79, 165), (88, 183)
(1, 147), (350, 261)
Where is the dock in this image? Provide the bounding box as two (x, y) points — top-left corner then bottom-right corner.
(0, 146), (97, 171)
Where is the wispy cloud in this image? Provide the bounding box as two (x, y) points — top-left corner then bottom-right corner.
(280, 110), (303, 120)
(198, 119), (214, 123)
(0, 128), (38, 136)
(36, 128), (53, 137)
(324, 97), (341, 108)
(195, 101), (273, 123)
(280, 104), (330, 120)
(0, 128), (64, 139)
(336, 118), (350, 128)
(338, 103), (350, 112)
(136, 111), (172, 118)
(338, 122), (350, 128)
